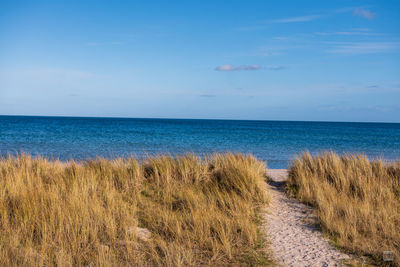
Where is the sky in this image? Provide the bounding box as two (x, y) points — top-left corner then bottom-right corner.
(0, 0), (399, 122)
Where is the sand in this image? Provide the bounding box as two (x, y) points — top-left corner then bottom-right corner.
(263, 169), (351, 267)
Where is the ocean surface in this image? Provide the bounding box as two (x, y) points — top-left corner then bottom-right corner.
(1, 115), (399, 169)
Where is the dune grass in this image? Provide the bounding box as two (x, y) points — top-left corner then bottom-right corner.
(287, 152), (400, 266)
(0, 153), (270, 266)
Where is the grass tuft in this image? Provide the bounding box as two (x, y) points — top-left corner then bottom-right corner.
(0, 153), (270, 266)
(287, 152), (400, 266)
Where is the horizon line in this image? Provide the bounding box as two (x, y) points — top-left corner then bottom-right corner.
(1, 114), (399, 124)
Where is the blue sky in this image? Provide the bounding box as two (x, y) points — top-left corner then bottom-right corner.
(0, 0), (399, 122)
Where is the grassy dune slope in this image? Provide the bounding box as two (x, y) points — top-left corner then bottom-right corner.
(0, 153), (270, 266)
(287, 152), (400, 266)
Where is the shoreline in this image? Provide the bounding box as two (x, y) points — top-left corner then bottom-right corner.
(266, 169), (288, 182)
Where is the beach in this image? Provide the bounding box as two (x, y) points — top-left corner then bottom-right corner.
(264, 169), (351, 266)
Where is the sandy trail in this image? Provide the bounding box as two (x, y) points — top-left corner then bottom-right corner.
(263, 169), (350, 267)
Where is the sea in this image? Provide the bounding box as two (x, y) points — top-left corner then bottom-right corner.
(1, 115), (399, 169)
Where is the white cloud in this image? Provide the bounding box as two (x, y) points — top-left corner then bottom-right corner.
(270, 15), (322, 23)
(267, 66), (286, 70)
(353, 8), (376, 19)
(273, 36), (290, 40)
(328, 42), (399, 54)
(215, 64), (261, 71)
(315, 31), (380, 36)
(238, 7), (375, 32)
(215, 64), (286, 71)
(236, 14), (323, 31)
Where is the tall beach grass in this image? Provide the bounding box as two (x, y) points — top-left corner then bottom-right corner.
(287, 152), (400, 266)
(0, 153), (270, 266)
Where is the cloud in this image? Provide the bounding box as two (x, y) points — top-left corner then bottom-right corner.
(351, 28), (371, 32)
(199, 94), (216, 98)
(238, 7), (374, 32)
(333, 31), (379, 36)
(267, 65), (286, 71)
(215, 64), (261, 71)
(328, 42), (399, 54)
(273, 36), (290, 41)
(215, 64), (286, 71)
(236, 14), (323, 31)
(353, 8), (376, 19)
(314, 30), (380, 36)
(270, 15), (322, 23)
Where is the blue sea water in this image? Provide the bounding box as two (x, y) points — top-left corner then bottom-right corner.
(0, 115), (399, 169)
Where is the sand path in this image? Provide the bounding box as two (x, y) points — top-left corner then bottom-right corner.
(263, 169), (350, 267)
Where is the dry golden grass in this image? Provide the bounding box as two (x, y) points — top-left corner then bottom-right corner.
(0, 153), (270, 266)
(287, 152), (400, 266)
